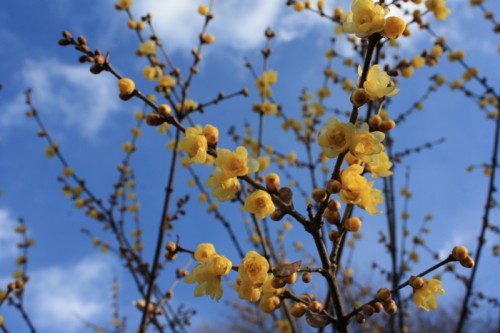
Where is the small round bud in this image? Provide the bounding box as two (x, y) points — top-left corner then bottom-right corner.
(165, 242), (177, 253)
(383, 300), (398, 315)
(270, 210), (285, 221)
(198, 5), (209, 16)
(146, 113), (164, 126)
(355, 313), (366, 324)
(165, 251), (177, 261)
(200, 33), (215, 44)
(345, 217), (362, 232)
(265, 173), (281, 191)
(373, 302), (383, 313)
(293, 2), (306, 11)
(118, 78), (136, 95)
(369, 115), (382, 129)
(327, 199), (341, 211)
(329, 230), (339, 241)
(379, 120), (396, 133)
(362, 304), (375, 316)
(460, 256), (475, 268)
(302, 272), (313, 283)
(7, 282), (16, 291)
(409, 276), (424, 289)
(326, 180), (342, 194)
(350, 88), (368, 107)
(290, 303), (308, 318)
(312, 188), (327, 203)
(165, 290), (174, 299)
(309, 301), (323, 313)
(376, 288), (392, 302)
(452, 246), (469, 260)
(324, 208), (340, 225)
(383, 17), (407, 40)
(157, 104), (172, 117)
(15, 280), (24, 289)
(284, 272), (298, 285)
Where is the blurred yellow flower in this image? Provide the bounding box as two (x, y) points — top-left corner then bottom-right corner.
(185, 254), (232, 302)
(413, 279), (445, 311)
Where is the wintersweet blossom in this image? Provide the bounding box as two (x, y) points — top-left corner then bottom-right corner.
(339, 164), (384, 215)
(365, 151), (393, 178)
(342, 0), (387, 38)
(179, 126), (208, 166)
(361, 65), (399, 100)
(215, 146), (259, 178)
(425, 0), (451, 20)
(244, 190), (275, 220)
(205, 168), (241, 202)
(255, 70), (278, 98)
(194, 243), (216, 264)
(349, 123), (385, 163)
(235, 251), (269, 302)
(184, 253), (232, 302)
(413, 279), (445, 311)
(318, 117), (355, 158)
(139, 40), (157, 55)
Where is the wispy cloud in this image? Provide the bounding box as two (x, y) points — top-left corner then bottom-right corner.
(133, 0), (332, 53)
(0, 209), (19, 262)
(0, 58), (121, 138)
(26, 254), (116, 333)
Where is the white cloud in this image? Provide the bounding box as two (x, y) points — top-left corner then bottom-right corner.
(0, 58), (121, 138)
(133, 0), (330, 53)
(27, 254), (116, 333)
(0, 209), (20, 262)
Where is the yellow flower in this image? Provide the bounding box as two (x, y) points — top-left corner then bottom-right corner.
(361, 65), (399, 100)
(115, 0), (132, 10)
(139, 40), (157, 56)
(255, 70), (278, 98)
(339, 165), (383, 215)
(350, 123), (385, 163)
(143, 66), (157, 80)
(179, 126), (208, 166)
(198, 5), (210, 15)
(235, 251), (269, 302)
(258, 156), (270, 172)
(176, 99), (198, 113)
(157, 75), (176, 89)
(184, 254), (232, 302)
(383, 16), (406, 39)
(205, 169), (241, 202)
(215, 146), (258, 178)
(413, 279), (445, 311)
(365, 151), (393, 178)
(342, 0), (387, 38)
(425, 0), (451, 20)
(194, 243), (216, 264)
(318, 117), (354, 158)
(244, 190), (275, 220)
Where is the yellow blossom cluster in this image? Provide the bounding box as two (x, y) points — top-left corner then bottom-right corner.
(425, 0), (451, 20)
(179, 125), (215, 166)
(184, 243), (232, 302)
(234, 251), (277, 306)
(413, 279), (445, 311)
(342, 0), (388, 38)
(205, 146), (258, 201)
(255, 70), (278, 98)
(339, 164), (384, 215)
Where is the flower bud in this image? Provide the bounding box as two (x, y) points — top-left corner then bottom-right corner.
(165, 242), (177, 253)
(146, 113), (164, 126)
(383, 17), (407, 39)
(327, 199), (341, 211)
(452, 246), (469, 260)
(290, 303), (308, 318)
(409, 276), (424, 289)
(460, 256), (475, 268)
(157, 104), (171, 117)
(309, 301), (323, 313)
(265, 173), (281, 191)
(326, 180), (342, 194)
(118, 78), (135, 95)
(345, 217), (362, 232)
(356, 313), (366, 323)
(369, 115), (382, 129)
(350, 88), (368, 107)
(384, 300), (398, 315)
(362, 304), (375, 316)
(302, 272), (312, 283)
(202, 124), (219, 146)
(312, 188), (327, 202)
(376, 288), (392, 302)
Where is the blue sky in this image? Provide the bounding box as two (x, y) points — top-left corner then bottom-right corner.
(1, 0), (500, 332)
